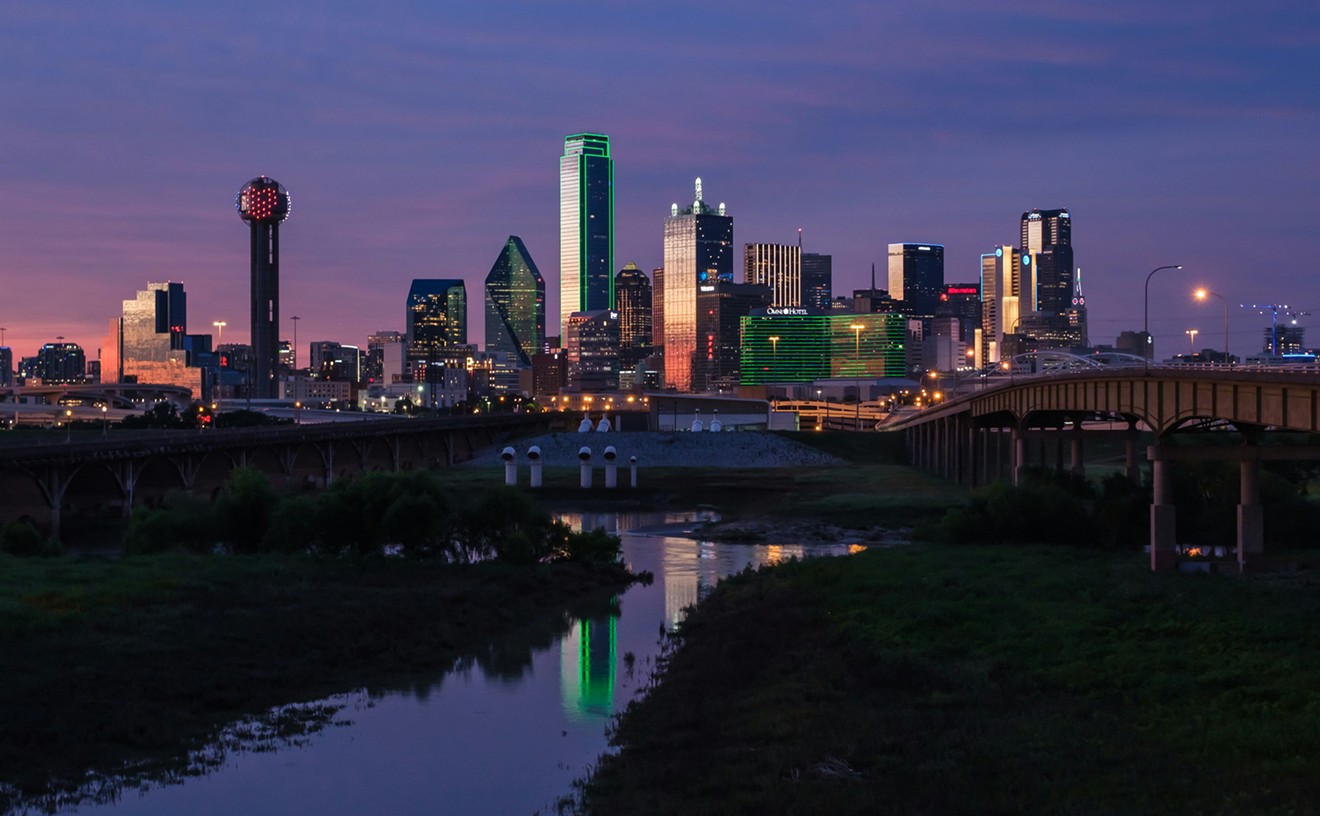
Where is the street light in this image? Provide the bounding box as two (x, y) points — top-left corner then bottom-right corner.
(1143, 264), (1184, 370)
(1194, 288), (1230, 365)
(1185, 328), (1199, 357)
(850, 323), (865, 429)
(101, 404), (107, 436)
(768, 335), (780, 356)
(290, 315), (301, 374)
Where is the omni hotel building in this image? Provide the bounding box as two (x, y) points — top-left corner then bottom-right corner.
(739, 309), (906, 385)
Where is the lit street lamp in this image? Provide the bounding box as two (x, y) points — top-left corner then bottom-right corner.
(1194, 288), (1230, 365)
(1143, 264), (1184, 370)
(101, 404), (107, 436)
(1185, 328), (1199, 356)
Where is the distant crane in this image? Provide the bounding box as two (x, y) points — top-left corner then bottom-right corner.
(1242, 303), (1311, 355)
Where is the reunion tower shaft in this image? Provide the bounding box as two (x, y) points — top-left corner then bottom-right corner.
(236, 177), (291, 399)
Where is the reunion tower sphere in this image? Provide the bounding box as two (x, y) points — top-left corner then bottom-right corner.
(235, 176), (291, 223)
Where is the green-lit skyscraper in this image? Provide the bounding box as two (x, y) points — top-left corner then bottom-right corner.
(559, 133), (614, 337)
(485, 236), (545, 366)
(740, 311), (906, 385)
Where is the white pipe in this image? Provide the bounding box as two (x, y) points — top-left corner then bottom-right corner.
(579, 446), (592, 489)
(500, 446), (517, 486)
(527, 445), (542, 488)
(604, 445), (618, 488)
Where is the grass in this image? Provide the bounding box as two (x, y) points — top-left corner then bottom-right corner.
(0, 553), (631, 808)
(576, 544), (1320, 815)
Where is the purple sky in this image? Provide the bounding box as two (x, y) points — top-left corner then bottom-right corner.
(2, 1), (1317, 364)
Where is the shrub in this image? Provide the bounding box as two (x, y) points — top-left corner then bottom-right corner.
(1, 521), (59, 558)
(213, 468), (278, 553)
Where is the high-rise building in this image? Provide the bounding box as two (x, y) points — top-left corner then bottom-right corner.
(801, 253), (833, 312)
(979, 246), (1023, 366)
(407, 279), (467, 349)
(365, 330), (404, 384)
(886, 244), (944, 319)
(103, 281), (202, 394)
(694, 282), (772, 393)
(559, 133), (614, 336)
(235, 176), (291, 399)
(564, 310), (620, 392)
(1020, 208), (1074, 336)
(485, 235), (545, 366)
(31, 342), (86, 384)
(310, 341), (362, 382)
(615, 263), (652, 368)
(662, 178), (732, 391)
(743, 243), (801, 308)
(1067, 269), (1089, 348)
(0, 347), (13, 386)
(937, 283), (983, 350)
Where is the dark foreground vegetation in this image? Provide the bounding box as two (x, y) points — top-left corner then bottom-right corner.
(0, 469), (629, 810)
(576, 544), (1320, 815)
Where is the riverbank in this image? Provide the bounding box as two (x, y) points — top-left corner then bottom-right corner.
(0, 554), (632, 809)
(575, 544), (1320, 814)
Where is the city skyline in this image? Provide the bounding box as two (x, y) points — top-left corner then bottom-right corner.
(1, 2), (1317, 364)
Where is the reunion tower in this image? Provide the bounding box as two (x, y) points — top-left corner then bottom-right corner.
(235, 176), (290, 399)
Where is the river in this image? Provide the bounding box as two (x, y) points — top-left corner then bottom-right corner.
(52, 512), (861, 816)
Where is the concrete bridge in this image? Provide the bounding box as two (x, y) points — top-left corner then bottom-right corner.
(0, 413), (547, 539)
(887, 367), (1320, 572)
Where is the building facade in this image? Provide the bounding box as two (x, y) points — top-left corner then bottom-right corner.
(559, 133), (614, 336)
(662, 178), (732, 391)
(801, 252), (833, 312)
(694, 282), (772, 393)
(886, 243), (944, 320)
(743, 243), (801, 308)
(739, 311), (906, 385)
(106, 281), (204, 394)
(615, 263), (652, 368)
(236, 176), (291, 399)
(979, 246), (1023, 366)
(485, 235), (546, 366)
(1020, 208), (1075, 343)
(564, 310), (620, 393)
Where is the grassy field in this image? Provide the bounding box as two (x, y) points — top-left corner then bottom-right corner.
(577, 544), (1320, 815)
(0, 554), (630, 808)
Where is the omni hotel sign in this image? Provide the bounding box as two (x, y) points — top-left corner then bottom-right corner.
(765, 307), (811, 316)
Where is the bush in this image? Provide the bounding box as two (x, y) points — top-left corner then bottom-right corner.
(1, 521), (60, 558)
(454, 486), (554, 563)
(937, 480), (1089, 546)
(213, 468), (279, 553)
(552, 525), (623, 564)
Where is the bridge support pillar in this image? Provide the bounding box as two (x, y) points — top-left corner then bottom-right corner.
(1013, 429), (1027, 486)
(1150, 456), (1177, 571)
(1238, 458), (1264, 572)
(1125, 424), (1141, 485)
(1070, 421), (1085, 484)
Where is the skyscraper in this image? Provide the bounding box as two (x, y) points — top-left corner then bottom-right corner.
(103, 282), (202, 393)
(694, 281), (771, 392)
(0, 347), (11, 386)
(801, 253), (833, 312)
(407, 279), (467, 350)
(615, 263), (652, 368)
(743, 243), (801, 308)
(979, 246), (1022, 365)
(485, 235), (545, 366)
(564, 310), (620, 392)
(559, 133), (614, 336)
(235, 176), (291, 399)
(662, 178), (732, 391)
(886, 243), (944, 319)
(1020, 208), (1074, 335)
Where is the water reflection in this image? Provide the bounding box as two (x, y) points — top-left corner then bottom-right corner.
(40, 511), (859, 816)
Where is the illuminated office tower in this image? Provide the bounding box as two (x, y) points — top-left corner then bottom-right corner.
(407, 279), (467, 349)
(615, 263), (652, 367)
(662, 178), (732, 391)
(886, 243), (944, 319)
(801, 253), (833, 312)
(564, 310), (620, 392)
(743, 243), (801, 307)
(103, 282), (201, 393)
(485, 235), (545, 366)
(559, 133), (614, 336)
(739, 311), (906, 385)
(979, 246), (1023, 365)
(1020, 208), (1073, 326)
(694, 281), (771, 393)
(235, 176), (291, 399)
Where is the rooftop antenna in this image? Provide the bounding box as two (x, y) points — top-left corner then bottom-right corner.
(797, 228), (802, 250)
(870, 262), (876, 292)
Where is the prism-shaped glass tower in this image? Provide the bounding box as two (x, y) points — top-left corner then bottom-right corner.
(485, 235), (546, 366)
